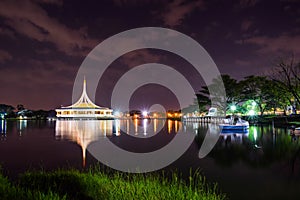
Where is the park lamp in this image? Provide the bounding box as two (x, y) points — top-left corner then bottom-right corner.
(249, 109), (255, 116)
(230, 105), (236, 112)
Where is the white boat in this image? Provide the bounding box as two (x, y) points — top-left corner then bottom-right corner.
(219, 117), (249, 132)
(290, 127), (300, 135)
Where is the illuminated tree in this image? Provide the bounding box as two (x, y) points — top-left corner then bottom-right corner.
(197, 74), (240, 114)
(270, 56), (300, 113)
(239, 76), (271, 116)
(0, 104), (15, 118)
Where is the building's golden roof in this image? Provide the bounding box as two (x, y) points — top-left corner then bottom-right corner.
(63, 78), (102, 109)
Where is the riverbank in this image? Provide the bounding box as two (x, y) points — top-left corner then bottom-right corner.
(244, 114), (300, 127)
(0, 168), (226, 200)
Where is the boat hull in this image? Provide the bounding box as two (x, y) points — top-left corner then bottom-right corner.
(219, 124), (249, 134)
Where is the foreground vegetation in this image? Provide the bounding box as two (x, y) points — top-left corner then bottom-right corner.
(0, 169), (226, 200)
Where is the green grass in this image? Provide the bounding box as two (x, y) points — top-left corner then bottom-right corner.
(0, 168), (226, 200)
(0, 173), (65, 200)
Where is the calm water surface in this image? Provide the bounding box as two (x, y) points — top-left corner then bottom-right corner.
(0, 119), (300, 200)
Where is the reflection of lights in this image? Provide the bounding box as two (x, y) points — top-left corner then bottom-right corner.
(193, 122), (199, 134)
(17, 120), (27, 136)
(1, 120), (4, 133)
(126, 120), (130, 134)
(254, 128), (257, 141)
(175, 120), (178, 132)
(143, 119), (147, 135)
(55, 120), (115, 167)
(154, 118), (157, 133)
(0, 120), (6, 134)
(114, 120), (120, 136)
(168, 120), (172, 133)
(134, 119), (138, 134)
(103, 121), (107, 136)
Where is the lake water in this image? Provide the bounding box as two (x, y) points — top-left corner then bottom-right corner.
(0, 119), (300, 200)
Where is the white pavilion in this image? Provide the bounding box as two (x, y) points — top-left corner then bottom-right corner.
(56, 78), (114, 119)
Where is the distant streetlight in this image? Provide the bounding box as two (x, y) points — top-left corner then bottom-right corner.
(142, 111), (148, 117)
(114, 111), (120, 117)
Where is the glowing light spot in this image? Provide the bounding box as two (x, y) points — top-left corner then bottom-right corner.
(249, 110), (255, 116)
(142, 111), (148, 117)
(230, 105), (236, 111)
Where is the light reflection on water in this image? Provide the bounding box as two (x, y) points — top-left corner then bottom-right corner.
(55, 120), (116, 167)
(1, 120), (300, 199)
(54, 119), (186, 166)
(1, 119), (299, 170)
(0, 120), (6, 140)
(54, 120), (273, 168)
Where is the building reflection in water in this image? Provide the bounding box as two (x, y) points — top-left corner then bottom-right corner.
(55, 119), (189, 167)
(55, 120), (120, 167)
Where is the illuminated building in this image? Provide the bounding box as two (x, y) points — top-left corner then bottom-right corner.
(56, 78), (114, 119)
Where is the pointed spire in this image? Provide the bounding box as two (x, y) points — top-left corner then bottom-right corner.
(83, 76), (86, 90)
(82, 76), (87, 101)
(64, 76), (101, 108)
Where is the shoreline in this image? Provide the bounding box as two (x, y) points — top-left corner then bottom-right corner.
(244, 114), (300, 127)
(3, 114), (300, 127)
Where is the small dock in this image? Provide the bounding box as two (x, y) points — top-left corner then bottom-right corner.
(183, 116), (225, 123)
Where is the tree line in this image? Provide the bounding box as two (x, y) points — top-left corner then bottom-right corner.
(191, 57), (300, 116)
(0, 104), (55, 119)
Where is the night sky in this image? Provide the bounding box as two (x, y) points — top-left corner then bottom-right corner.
(0, 0), (300, 110)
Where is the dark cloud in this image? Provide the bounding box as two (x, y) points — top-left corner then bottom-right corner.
(160, 0), (205, 27)
(0, 49), (12, 63)
(238, 0), (260, 8)
(0, 0), (300, 109)
(241, 19), (253, 31)
(0, 0), (97, 56)
(35, 0), (64, 6)
(240, 34), (300, 57)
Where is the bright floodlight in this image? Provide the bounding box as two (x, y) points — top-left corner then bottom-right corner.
(230, 105), (236, 111)
(252, 101), (257, 106)
(142, 111), (148, 117)
(249, 109), (255, 116)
